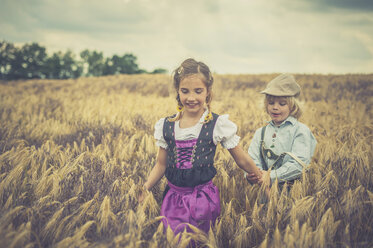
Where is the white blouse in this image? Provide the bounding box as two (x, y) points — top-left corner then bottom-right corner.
(154, 109), (240, 150)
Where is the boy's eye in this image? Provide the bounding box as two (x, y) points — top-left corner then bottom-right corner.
(280, 102), (287, 106)
(268, 102), (274, 105)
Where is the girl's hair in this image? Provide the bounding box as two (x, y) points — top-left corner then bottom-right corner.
(264, 95), (302, 119)
(169, 58), (214, 123)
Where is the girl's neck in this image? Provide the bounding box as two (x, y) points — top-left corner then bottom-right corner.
(179, 109), (205, 129)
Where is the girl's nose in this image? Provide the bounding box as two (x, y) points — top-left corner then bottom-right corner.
(187, 94), (196, 101)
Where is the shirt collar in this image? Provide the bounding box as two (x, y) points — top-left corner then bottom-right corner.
(268, 115), (297, 127)
(177, 108), (208, 125)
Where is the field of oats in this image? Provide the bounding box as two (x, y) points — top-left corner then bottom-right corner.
(0, 73), (372, 247)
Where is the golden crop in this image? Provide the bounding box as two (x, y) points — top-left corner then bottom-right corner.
(0, 73), (372, 247)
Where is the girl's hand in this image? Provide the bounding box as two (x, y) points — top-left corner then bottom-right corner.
(245, 170), (263, 184)
(138, 185), (149, 203)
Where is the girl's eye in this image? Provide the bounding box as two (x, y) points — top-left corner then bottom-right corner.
(268, 102), (274, 105)
(280, 102), (287, 106)
(195, 89), (203, 94)
(181, 89), (188, 94)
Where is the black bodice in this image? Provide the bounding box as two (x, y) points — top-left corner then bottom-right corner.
(163, 113), (219, 187)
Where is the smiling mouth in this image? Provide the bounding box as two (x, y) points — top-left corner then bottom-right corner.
(186, 103), (198, 107)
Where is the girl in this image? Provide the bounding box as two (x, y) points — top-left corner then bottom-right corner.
(141, 58), (263, 235)
(245, 74), (317, 188)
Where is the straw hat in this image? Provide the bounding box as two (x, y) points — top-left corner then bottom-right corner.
(260, 74), (301, 97)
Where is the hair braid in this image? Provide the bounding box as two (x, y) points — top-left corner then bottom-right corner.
(204, 98), (213, 123)
(168, 94), (183, 122)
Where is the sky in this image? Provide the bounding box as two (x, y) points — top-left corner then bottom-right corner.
(1, 0), (373, 74)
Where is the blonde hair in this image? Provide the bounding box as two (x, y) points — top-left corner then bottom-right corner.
(169, 58), (214, 123)
(264, 95), (302, 119)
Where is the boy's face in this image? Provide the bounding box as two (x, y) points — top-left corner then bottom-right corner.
(178, 74), (208, 117)
(266, 96), (290, 125)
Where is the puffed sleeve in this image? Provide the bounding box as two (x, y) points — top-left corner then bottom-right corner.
(154, 118), (168, 149)
(213, 114), (240, 149)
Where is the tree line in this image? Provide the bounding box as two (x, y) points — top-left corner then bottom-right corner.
(0, 40), (167, 80)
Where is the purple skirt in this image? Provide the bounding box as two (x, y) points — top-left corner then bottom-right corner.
(160, 180), (220, 234)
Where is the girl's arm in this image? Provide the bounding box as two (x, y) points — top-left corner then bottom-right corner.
(228, 145), (263, 181)
(214, 115), (266, 184)
(143, 147), (167, 190)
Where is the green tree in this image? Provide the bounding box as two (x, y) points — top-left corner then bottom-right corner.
(120, 54), (139, 74)
(151, 68), (167, 74)
(80, 49), (105, 77)
(0, 41), (17, 80)
(103, 56), (117, 75)
(8, 42), (47, 79)
(44, 52), (62, 79)
(61, 50), (83, 79)
(103, 53), (140, 75)
(45, 50), (83, 79)
(0, 41), (150, 79)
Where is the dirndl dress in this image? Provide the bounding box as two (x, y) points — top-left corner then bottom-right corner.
(159, 112), (221, 234)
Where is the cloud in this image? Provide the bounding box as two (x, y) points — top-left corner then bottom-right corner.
(310, 0), (373, 12)
(0, 0), (372, 73)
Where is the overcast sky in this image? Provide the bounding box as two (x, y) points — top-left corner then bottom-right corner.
(1, 0), (373, 74)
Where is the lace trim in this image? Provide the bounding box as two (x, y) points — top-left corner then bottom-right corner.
(156, 140), (168, 149)
(221, 135), (240, 149)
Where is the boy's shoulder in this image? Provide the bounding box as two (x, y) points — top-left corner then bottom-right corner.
(295, 120), (311, 131)
(291, 120), (315, 138)
(283, 117), (310, 131)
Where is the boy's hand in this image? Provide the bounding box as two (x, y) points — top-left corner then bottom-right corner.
(258, 170), (271, 187)
(258, 170), (271, 197)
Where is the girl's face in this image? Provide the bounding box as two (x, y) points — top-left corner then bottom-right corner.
(178, 74), (208, 117)
(266, 96), (290, 125)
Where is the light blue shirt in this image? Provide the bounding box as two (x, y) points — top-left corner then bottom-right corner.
(248, 116), (317, 184)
